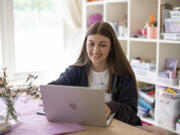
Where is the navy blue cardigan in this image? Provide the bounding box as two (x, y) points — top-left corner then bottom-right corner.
(49, 65), (142, 126)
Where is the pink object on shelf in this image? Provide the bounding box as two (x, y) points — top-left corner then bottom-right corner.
(88, 13), (103, 27)
(142, 121), (153, 126)
(146, 27), (157, 39)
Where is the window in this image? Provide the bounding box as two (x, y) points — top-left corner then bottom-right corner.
(13, 0), (63, 74)
(0, 44), (2, 67)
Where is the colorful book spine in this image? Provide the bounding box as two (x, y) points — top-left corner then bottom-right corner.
(139, 91), (155, 104)
(147, 90), (155, 95)
(138, 105), (150, 113)
(158, 90), (180, 99)
(139, 98), (153, 110)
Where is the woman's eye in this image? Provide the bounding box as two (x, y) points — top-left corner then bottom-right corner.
(88, 43), (94, 46)
(100, 44), (106, 47)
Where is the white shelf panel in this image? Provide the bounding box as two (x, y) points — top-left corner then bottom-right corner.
(136, 74), (180, 90)
(156, 82), (180, 90)
(140, 117), (179, 134)
(86, 1), (104, 6)
(159, 39), (180, 44)
(118, 37), (128, 41)
(130, 38), (157, 43)
(140, 115), (179, 134)
(156, 124), (179, 135)
(131, 0), (157, 2)
(140, 116), (156, 125)
(106, 0), (128, 3)
(136, 74), (157, 85)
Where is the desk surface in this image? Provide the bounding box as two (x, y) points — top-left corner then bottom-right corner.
(70, 119), (153, 135)
(0, 98), (153, 135)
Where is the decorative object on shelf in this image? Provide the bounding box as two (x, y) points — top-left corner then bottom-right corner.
(109, 21), (119, 36)
(158, 58), (178, 86)
(136, 14), (157, 39)
(164, 18), (180, 33)
(130, 57), (156, 72)
(160, 2), (173, 33)
(162, 6), (180, 41)
(159, 58), (177, 77)
(109, 15), (128, 37)
(0, 67), (38, 124)
(118, 15), (128, 37)
(87, 13), (103, 27)
(147, 27), (157, 39)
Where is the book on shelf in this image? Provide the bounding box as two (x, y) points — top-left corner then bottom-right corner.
(139, 98), (153, 110)
(138, 105), (150, 114)
(138, 90), (155, 105)
(158, 87), (180, 99)
(149, 108), (155, 119)
(138, 109), (149, 117)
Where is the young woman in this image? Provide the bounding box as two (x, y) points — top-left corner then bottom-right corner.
(49, 22), (142, 126)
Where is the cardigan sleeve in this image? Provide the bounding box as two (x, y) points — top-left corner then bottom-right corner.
(107, 75), (141, 126)
(48, 66), (78, 86)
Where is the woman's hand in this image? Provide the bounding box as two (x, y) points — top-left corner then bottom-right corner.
(105, 104), (111, 118)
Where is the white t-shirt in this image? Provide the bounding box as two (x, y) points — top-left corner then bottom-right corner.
(88, 68), (112, 102)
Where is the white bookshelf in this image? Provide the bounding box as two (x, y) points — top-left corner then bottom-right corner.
(83, 0), (180, 134)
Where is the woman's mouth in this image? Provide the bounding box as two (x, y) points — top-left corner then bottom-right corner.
(92, 54), (102, 59)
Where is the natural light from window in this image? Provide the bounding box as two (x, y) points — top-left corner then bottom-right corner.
(0, 44), (2, 67)
(13, 0), (62, 74)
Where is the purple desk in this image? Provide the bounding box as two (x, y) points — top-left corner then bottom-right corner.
(0, 98), (84, 135)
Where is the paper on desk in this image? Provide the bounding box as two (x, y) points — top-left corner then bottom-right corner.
(46, 122), (86, 134)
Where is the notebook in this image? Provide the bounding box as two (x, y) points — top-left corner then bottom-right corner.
(40, 85), (115, 127)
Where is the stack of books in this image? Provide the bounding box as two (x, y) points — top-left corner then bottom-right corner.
(138, 85), (155, 119)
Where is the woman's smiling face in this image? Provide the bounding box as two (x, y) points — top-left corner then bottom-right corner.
(86, 34), (111, 66)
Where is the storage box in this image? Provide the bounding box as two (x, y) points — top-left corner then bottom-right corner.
(164, 18), (180, 33)
(161, 33), (180, 41)
(158, 77), (178, 86)
(156, 88), (180, 130)
(131, 59), (156, 71)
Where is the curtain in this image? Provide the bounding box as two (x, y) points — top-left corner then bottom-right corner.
(58, 0), (82, 30)
(57, 0), (83, 65)
(0, 0), (15, 79)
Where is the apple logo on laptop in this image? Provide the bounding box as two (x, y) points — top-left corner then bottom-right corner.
(69, 102), (77, 110)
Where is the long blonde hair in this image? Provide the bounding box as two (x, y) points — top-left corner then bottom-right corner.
(75, 22), (137, 92)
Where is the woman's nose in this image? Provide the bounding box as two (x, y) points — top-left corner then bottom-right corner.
(93, 45), (99, 53)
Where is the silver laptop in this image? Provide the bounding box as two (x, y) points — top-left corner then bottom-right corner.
(40, 85), (115, 127)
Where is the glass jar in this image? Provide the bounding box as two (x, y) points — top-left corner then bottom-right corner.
(0, 98), (19, 124)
